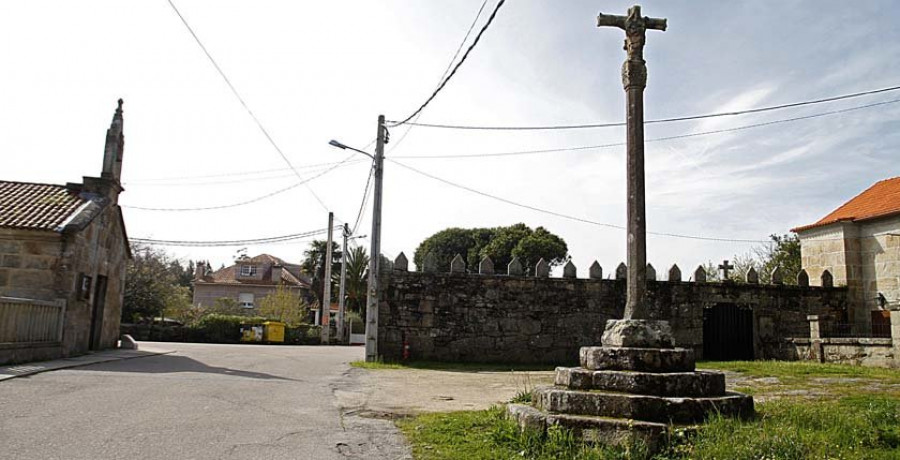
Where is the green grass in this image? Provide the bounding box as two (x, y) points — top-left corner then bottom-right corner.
(398, 397), (900, 460)
(698, 360), (900, 383)
(349, 359), (555, 372)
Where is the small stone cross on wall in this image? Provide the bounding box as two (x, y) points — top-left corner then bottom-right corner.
(718, 260), (735, 280)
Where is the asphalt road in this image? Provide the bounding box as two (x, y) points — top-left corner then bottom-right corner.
(0, 342), (410, 460)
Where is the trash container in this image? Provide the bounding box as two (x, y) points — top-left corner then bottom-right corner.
(240, 324), (264, 343)
(263, 321), (285, 343)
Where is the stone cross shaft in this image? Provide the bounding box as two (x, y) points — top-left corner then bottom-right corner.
(597, 5), (666, 319)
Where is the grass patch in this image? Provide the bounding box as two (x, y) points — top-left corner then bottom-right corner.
(398, 396), (900, 460)
(349, 359), (555, 372)
(698, 360), (900, 383)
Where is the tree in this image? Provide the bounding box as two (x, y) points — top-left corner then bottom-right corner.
(708, 233), (801, 284)
(301, 239), (342, 310)
(413, 224), (568, 274)
(259, 284), (307, 325)
(123, 244), (192, 323)
(343, 245), (369, 316)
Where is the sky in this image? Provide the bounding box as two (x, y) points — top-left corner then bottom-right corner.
(2, 1), (900, 275)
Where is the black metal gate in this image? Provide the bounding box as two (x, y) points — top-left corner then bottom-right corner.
(703, 303), (754, 361)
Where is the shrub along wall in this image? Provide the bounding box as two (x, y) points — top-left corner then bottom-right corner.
(377, 270), (848, 364)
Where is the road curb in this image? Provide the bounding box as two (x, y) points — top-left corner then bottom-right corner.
(0, 349), (176, 382)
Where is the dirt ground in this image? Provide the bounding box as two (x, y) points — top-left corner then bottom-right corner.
(333, 367), (555, 417)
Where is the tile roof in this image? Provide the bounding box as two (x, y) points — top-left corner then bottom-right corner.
(0, 181), (88, 231)
(198, 254), (310, 288)
(793, 176), (900, 232)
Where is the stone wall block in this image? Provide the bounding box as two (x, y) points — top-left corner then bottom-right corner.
(694, 266), (707, 283)
(746, 267), (759, 284)
(0, 240), (21, 254)
(798, 269), (810, 287)
(450, 254), (466, 273)
(563, 260), (577, 279)
(535, 258), (550, 278)
(669, 264), (681, 282)
(508, 257), (524, 276)
(821, 269), (833, 288)
(615, 263), (627, 280)
(0, 254), (21, 269)
(422, 251), (438, 273)
(394, 252), (408, 271)
(771, 267), (784, 285)
(479, 256), (495, 275)
(646, 264), (656, 281)
(589, 261), (603, 280)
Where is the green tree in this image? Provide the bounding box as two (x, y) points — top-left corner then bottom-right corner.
(709, 233), (801, 284)
(259, 284), (307, 325)
(123, 244), (192, 323)
(413, 224), (568, 274)
(301, 239), (342, 310)
(344, 245), (370, 316)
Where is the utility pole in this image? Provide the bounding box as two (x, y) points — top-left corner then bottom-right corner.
(365, 115), (386, 362)
(337, 223), (349, 343)
(321, 212), (334, 343)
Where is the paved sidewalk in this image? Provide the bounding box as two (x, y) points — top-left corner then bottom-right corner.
(0, 344), (173, 382)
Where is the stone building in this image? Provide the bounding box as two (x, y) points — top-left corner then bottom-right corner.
(193, 254), (310, 312)
(0, 100), (130, 365)
(793, 177), (900, 328)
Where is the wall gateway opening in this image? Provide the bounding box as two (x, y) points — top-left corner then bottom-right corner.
(703, 302), (754, 361)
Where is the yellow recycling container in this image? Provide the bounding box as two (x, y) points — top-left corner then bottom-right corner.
(263, 321), (285, 343)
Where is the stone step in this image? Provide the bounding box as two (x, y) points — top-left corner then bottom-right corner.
(555, 367), (726, 397)
(534, 386), (754, 425)
(580, 346), (695, 372)
(507, 403), (672, 453)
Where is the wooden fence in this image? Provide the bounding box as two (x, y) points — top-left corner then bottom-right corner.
(0, 297), (66, 345)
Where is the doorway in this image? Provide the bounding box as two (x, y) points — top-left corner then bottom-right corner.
(89, 275), (108, 350)
(703, 303), (754, 360)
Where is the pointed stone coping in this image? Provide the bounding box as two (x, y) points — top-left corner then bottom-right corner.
(554, 367), (726, 397)
(533, 386), (754, 425)
(507, 404), (670, 453)
(580, 346), (695, 373)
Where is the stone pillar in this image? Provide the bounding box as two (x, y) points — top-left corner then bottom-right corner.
(807, 315), (826, 363)
(891, 310), (900, 368)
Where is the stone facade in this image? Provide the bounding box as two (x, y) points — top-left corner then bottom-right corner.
(377, 260), (847, 364)
(0, 100), (130, 364)
(789, 311), (900, 368)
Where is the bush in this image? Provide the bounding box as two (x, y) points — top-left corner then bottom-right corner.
(188, 314), (268, 343)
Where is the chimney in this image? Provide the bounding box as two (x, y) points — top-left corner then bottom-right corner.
(102, 99), (125, 183)
(194, 261), (206, 280)
(272, 264), (283, 284)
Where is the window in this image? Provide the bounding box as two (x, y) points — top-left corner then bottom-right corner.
(240, 265), (257, 276)
(238, 293), (254, 309)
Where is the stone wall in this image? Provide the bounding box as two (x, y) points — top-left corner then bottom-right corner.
(793, 311), (900, 368)
(377, 266), (848, 365)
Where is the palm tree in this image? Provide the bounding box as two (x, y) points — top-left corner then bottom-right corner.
(344, 245), (369, 316)
(301, 240), (342, 312)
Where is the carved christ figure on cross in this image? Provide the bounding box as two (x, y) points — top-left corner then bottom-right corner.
(597, 5), (666, 320)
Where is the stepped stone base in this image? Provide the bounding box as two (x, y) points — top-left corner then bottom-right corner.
(508, 403), (670, 452)
(534, 385), (753, 424)
(556, 367), (726, 397)
(507, 319), (754, 452)
(580, 346), (695, 372)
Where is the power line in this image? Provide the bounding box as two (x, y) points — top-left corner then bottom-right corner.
(388, 84), (900, 131)
(165, 0), (331, 213)
(389, 159), (768, 244)
(351, 165), (375, 235)
(132, 227), (338, 247)
(386, 0), (489, 155)
(124, 160), (367, 187)
(123, 154), (355, 211)
(391, 98), (900, 160)
(387, 0), (506, 128)
(124, 160), (360, 184)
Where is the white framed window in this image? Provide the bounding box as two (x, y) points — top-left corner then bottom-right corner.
(240, 265), (257, 276)
(238, 293), (254, 308)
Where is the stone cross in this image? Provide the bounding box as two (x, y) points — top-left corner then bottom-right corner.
(597, 5), (666, 319)
(718, 260), (734, 280)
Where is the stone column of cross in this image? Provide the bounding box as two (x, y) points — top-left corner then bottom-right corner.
(597, 5), (666, 319)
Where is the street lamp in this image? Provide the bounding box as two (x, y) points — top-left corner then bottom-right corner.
(327, 115), (386, 362)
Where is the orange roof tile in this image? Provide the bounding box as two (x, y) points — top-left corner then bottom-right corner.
(0, 181), (87, 231)
(792, 176), (900, 232)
